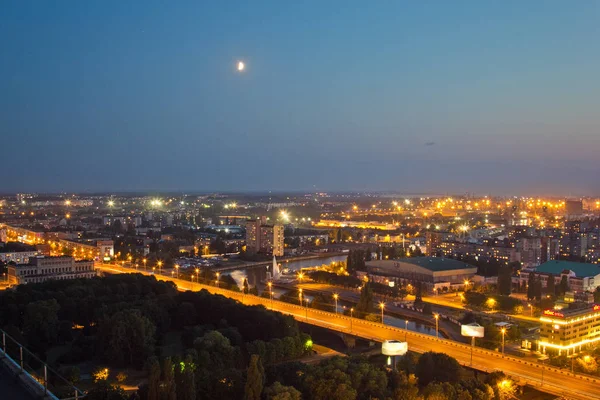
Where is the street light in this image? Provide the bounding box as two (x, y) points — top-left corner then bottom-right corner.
(298, 272), (304, 283)
(487, 298), (496, 313)
(304, 298), (309, 322)
(157, 260), (163, 275)
(333, 293), (339, 314)
(501, 328), (506, 355)
(434, 314), (439, 338)
(464, 280), (470, 291)
(298, 288), (303, 305)
(191, 274), (195, 290)
(216, 272), (220, 288)
(350, 307), (354, 332)
(267, 282), (273, 308)
(405, 320), (409, 341)
(174, 264), (179, 279)
(528, 303), (533, 317)
(379, 302), (385, 325)
(143, 258), (147, 271)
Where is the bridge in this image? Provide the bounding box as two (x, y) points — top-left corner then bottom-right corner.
(96, 263), (600, 400)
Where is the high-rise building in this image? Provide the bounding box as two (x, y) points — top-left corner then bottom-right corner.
(518, 237), (543, 268)
(425, 231), (453, 256)
(245, 217), (284, 256)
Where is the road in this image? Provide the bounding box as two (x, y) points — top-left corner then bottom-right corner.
(96, 264), (600, 400)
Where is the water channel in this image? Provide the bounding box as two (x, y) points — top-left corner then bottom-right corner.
(224, 254), (438, 337)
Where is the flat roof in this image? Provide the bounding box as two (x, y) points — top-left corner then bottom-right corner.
(536, 260), (600, 278)
(402, 257), (477, 272)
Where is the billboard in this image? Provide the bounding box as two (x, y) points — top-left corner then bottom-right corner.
(461, 323), (484, 338)
(382, 340), (408, 356)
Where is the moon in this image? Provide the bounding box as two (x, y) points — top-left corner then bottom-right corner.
(237, 61), (245, 71)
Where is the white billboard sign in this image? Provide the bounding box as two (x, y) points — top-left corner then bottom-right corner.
(461, 323), (484, 338)
(382, 340), (408, 356)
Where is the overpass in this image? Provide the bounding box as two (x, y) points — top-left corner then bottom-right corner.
(96, 264), (600, 400)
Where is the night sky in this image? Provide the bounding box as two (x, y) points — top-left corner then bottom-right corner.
(2, 1), (599, 195)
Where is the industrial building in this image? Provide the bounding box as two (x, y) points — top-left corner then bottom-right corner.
(365, 257), (478, 291)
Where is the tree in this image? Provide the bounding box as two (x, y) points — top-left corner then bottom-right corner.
(546, 275), (556, 297)
(415, 352), (462, 387)
(526, 272), (535, 300)
(146, 357), (161, 400)
(161, 357), (177, 400)
(497, 265), (512, 296)
(415, 282), (423, 302)
(356, 282), (375, 319)
(559, 275), (570, 295)
(174, 355), (196, 400)
(98, 309), (156, 368)
(23, 299), (60, 351)
(263, 382), (301, 400)
(534, 274), (543, 301)
(244, 354), (265, 400)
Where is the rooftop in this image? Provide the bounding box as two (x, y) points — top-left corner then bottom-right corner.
(536, 260), (600, 278)
(0, 242), (37, 253)
(402, 257), (477, 272)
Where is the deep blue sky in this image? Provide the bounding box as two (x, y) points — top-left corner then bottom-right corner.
(2, 1), (599, 195)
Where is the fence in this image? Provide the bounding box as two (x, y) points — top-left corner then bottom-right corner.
(0, 329), (85, 399)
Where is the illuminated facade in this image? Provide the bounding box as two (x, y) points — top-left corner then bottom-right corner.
(245, 217), (284, 256)
(539, 305), (600, 355)
(7, 256), (96, 285)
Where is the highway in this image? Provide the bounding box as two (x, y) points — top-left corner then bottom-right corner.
(96, 264), (600, 400)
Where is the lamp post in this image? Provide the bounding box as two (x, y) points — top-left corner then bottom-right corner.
(464, 280), (469, 292)
(195, 268), (199, 284)
(143, 258), (147, 271)
(501, 328), (506, 355)
(157, 260), (163, 275)
(298, 288), (303, 306)
(405, 320), (409, 341)
(350, 308), (354, 333)
(434, 314), (439, 338)
(191, 274), (195, 290)
(216, 272), (220, 288)
(267, 282), (273, 309)
(379, 302), (385, 325)
(304, 298), (309, 322)
(333, 293), (339, 314)
(175, 264), (180, 279)
(152, 267), (156, 275)
(528, 303), (533, 317)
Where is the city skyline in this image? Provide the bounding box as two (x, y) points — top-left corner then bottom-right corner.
(2, 1), (600, 194)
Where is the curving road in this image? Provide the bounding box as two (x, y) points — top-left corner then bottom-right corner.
(96, 264), (600, 400)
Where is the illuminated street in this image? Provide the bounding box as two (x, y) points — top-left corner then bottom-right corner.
(97, 263), (600, 400)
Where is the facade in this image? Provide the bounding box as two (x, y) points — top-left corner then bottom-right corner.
(436, 241), (520, 264)
(539, 305), (600, 355)
(520, 260), (600, 293)
(7, 256), (96, 285)
(0, 242), (39, 264)
(245, 217), (284, 256)
(425, 231), (454, 256)
(518, 237), (543, 268)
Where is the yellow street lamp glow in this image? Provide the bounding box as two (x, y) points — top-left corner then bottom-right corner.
(237, 61), (245, 71)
